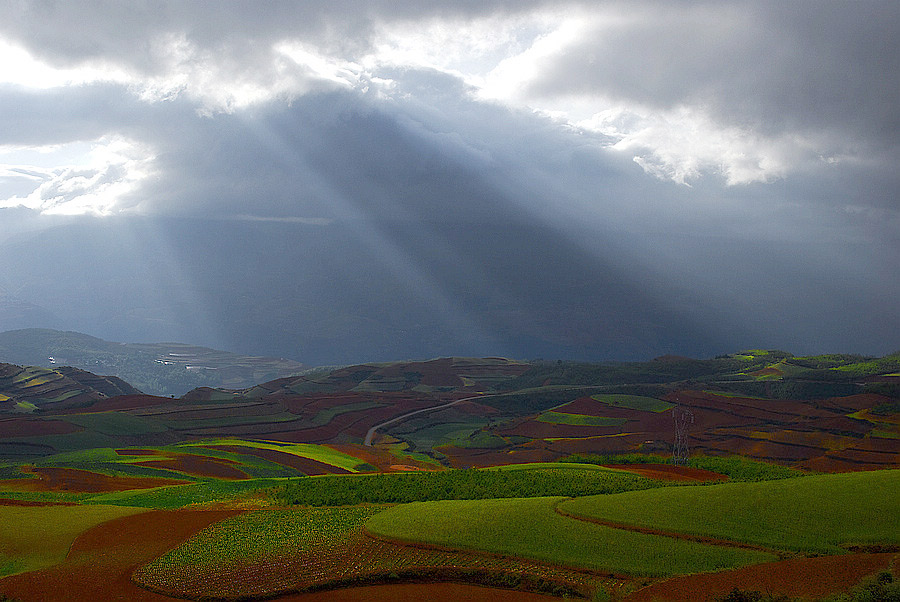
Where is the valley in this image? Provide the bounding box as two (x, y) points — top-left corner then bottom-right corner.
(0, 348), (897, 601)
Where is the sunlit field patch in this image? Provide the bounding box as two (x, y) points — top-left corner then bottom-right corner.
(590, 394), (675, 413)
(559, 470), (900, 554)
(536, 411), (627, 426)
(365, 496), (775, 576)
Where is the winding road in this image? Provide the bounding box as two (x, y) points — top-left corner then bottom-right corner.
(363, 394), (489, 446)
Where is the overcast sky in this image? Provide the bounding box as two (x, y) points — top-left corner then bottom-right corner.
(0, 1), (898, 362)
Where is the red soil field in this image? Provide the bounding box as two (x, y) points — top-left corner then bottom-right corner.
(0, 467), (189, 493)
(327, 443), (440, 472)
(54, 394), (174, 414)
(603, 464), (728, 482)
(0, 417), (81, 437)
(819, 393), (895, 413)
(0, 509), (238, 602)
(280, 582), (564, 601)
(625, 553), (900, 601)
(442, 445), (563, 468)
(205, 445), (352, 475)
(136, 453), (250, 479)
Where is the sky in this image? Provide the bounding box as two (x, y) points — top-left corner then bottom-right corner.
(0, 1), (898, 364)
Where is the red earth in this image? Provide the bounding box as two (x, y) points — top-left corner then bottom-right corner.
(327, 443), (440, 472)
(0, 417), (81, 438)
(136, 452), (250, 479)
(625, 553), (900, 601)
(0, 466), (189, 493)
(0, 509), (239, 602)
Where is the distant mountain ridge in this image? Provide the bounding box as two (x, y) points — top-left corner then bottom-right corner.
(0, 329), (304, 397)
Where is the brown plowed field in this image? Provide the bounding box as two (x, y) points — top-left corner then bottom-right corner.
(54, 394), (174, 414)
(625, 553), (900, 601)
(0, 467), (189, 493)
(0, 509), (238, 602)
(137, 453), (250, 479)
(205, 445), (351, 475)
(442, 446), (563, 468)
(0, 417), (81, 438)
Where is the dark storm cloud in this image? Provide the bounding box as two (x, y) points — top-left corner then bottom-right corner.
(528, 1), (900, 156)
(0, 0), (548, 70)
(0, 1), (897, 361)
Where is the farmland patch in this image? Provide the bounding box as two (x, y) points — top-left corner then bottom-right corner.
(590, 394), (675, 413)
(0, 503), (148, 577)
(537, 411), (627, 426)
(559, 470), (900, 554)
(365, 496), (775, 576)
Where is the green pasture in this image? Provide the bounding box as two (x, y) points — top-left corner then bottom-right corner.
(590, 394), (674, 413)
(559, 470), (900, 554)
(536, 411), (627, 426)
(365, 496), (775, 576)
(0, 504), (148, 577)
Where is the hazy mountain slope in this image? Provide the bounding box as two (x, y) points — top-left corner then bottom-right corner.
(0, 329), (304, 396)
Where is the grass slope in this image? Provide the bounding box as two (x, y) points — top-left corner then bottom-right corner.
(559, 470), (900, 554)
(0, 504), (149, 576)
(364, 496), (775, 576)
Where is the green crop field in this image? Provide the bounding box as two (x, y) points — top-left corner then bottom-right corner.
(146, 506), (383, 570)
(536, 411), (627, 426)
(180, 440), (369, 472)
(0, 504), (149, 576)
(364, 496), (775, 576)
(276, 464), (662, 506)
(559, 470), (900, 554)
(590, 394), (674, 412)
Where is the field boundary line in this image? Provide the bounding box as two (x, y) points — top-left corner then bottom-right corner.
(552, 499), (794, 560)
(360, 526), (628, 579)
